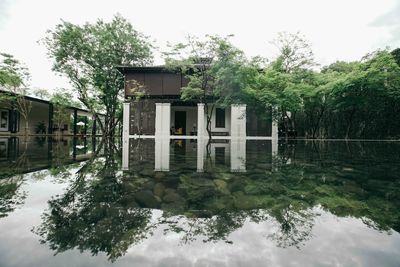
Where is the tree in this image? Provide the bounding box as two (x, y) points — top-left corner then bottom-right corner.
(43, 14), (153, 137)
(316, 51), (400, 139)
(272, 32), (315, 138)
(0, 53), (32, 136)
(270, 32), (315, 74)
(164, 35), (248, 140)
(391, 48), (400, 66)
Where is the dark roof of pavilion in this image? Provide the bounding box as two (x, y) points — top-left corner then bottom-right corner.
(116, 63), (211, 74)
(0, 89), (94, 114)
(116, 66), (171, 74)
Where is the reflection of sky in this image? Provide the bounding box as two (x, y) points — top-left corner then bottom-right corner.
(0, 172), (400, 267)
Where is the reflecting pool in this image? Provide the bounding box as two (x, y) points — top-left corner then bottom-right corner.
(0, 137), (400, 267)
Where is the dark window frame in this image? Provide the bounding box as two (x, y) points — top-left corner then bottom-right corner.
(0, 109), (9, 132)
(215, 108), (225, 128)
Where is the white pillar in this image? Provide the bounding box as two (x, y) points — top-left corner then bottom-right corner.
(197, 103), (205, 139)
(155, 103), (162, 136)
(162, 103), (171, 137)
(155, 103), (171, 137)
(122, 102), (130, 170)
(122, 102), (130, 139)
(231, 104), (246, 139)
(155, 137), (170, 171)
(231, 139), (246, 172)
(122, 138), (129, 170)
(197, 138), (205, 172)
(272, 106), (278, 140)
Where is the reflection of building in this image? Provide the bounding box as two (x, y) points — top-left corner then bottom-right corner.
(0, 137), (97, 177)
(119, 67), (278, 139)
(122, 139), (277, 173)
(0, 90), (101, 136)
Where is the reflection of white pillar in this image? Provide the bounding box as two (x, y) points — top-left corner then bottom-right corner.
(272, 106), (278, 140)
(155, 103), (171, 137)
(231, 104), (246, 139)
(272, 138), (278, 156)
(122, 137), (129, 170)
(123, 102), (130, 139)
(197, 103), (205, 139)
(155, 138), (170, 171)
(230, 139), (246, 172)
(197, 138), (205, 172)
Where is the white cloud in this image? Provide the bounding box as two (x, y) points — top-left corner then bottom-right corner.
(0, 0), (398, 91)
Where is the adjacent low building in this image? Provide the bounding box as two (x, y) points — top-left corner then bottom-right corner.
(0, 90), (98, 136)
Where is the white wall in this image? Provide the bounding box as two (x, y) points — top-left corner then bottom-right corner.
(206, 106), (231, 134)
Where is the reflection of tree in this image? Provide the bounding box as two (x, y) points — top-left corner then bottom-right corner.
(48, 138), (76, 180)
(34, 140), (400, 261)
(0, 177), (26, 218)
(268, 206), (316, 249)
(34, 140), (154, 262)
(0, 141), (31, 218)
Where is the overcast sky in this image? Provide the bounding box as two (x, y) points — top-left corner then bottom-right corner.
(0, 0), (399, 91)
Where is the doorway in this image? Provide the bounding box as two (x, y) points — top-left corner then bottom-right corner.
(174, 111), (186, 135)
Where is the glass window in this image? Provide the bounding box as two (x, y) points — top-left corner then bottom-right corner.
(215, 108), (225, 128)
(0, 110), (9, 131)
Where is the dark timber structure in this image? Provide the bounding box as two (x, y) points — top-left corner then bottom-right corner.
(119, 66), (276, 138)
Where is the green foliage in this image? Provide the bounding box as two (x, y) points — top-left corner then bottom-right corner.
(30, 140), (400, 260)
(165, 34), (247, 104)
(303, 50), (400, 138)
(0, 53), (30, 88)
(164, 35), (253, 138)
(391, 48), (400, 65)
(248, 37), (400, 139)
(43, 14), (153, 137)
(35, 121), (47, 134)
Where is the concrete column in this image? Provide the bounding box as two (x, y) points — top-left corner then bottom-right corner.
(155, 103), (171, 137)
(197, 138), (205, 172)
(122, 138), (129, 170)
(155, 103), (162, 136)
(162, 103), (171, 137)
(197, 103), (205, 139)
(231, 104), (246, 139)
(122, 102), (130, 170)
(123, 102), (130, 139)
(272, 139), (278, 156)
(155, 137), (170, 171)
(230, 139), (246, 172)
(272, 106), (278, 140)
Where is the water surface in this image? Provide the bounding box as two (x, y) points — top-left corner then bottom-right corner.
(0, 137), (399, 267)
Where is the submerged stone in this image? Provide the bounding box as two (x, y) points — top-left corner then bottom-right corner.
(214, 179), (230, 195)
(153, 183), (165, 197)
(134, 190), (160, 208)
(163, 190), (183, 203)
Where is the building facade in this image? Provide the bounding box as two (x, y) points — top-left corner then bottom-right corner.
(0, 90), (98, 136)
(119, 66), (278, 140)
